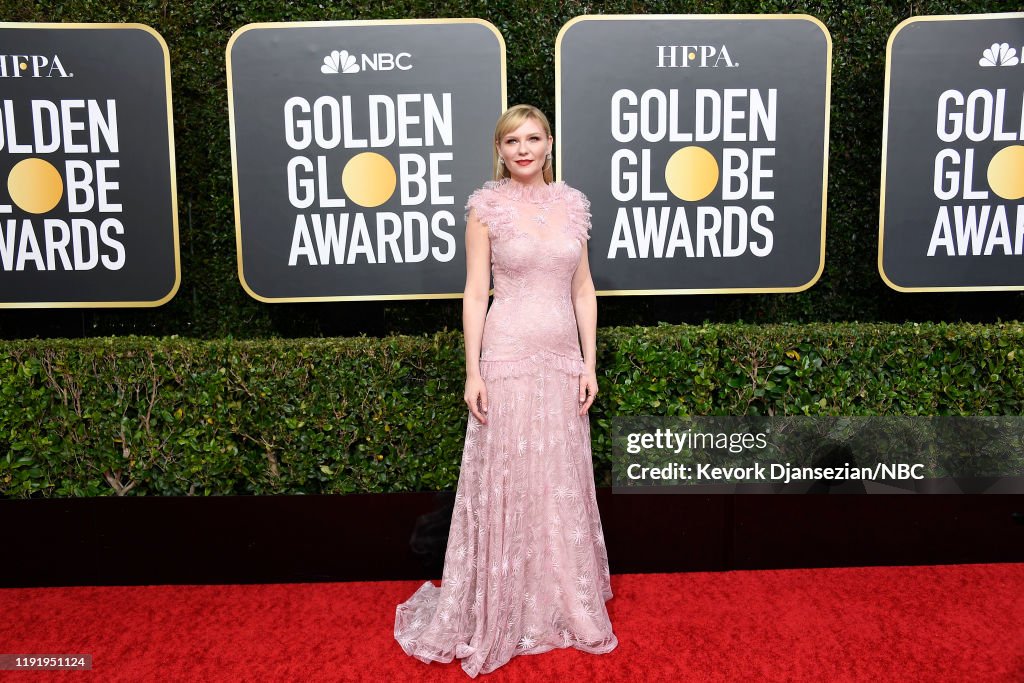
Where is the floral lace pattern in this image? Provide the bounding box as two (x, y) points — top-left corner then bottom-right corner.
(394, 180), (616, 677)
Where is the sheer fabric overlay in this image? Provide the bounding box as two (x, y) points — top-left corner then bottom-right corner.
(394, 179), (617, 677)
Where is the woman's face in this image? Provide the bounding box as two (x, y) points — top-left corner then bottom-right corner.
(496, 117), (552, 184)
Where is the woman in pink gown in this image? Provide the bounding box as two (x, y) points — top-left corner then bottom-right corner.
(394, 104), (617, 677)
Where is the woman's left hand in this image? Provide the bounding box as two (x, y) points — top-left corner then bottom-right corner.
(578, 371), (598, 415)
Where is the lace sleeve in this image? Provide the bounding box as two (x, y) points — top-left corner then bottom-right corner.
(565, 187), (592, 243)
(465, 182), (513, 242)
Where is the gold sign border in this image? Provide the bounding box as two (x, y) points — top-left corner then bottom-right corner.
(878, 11), (1024, 293)
(0, 22), (181, 309)
(555, 14), (832, 296)
(226, 18), (508, 303)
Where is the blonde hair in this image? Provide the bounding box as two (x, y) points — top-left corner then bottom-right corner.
(493, 104), (553, 183)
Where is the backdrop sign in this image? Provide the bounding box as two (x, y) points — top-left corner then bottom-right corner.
(557, 15), (830, 294)
(879, 13), (1024, 291)
(228, 20), (505, 302)
(0, 24), (179, 308)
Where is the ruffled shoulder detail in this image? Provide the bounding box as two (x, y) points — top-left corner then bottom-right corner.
(562, 184), (592, 243)
(465, 181), (515, 241)
(466, 179), (591, 243)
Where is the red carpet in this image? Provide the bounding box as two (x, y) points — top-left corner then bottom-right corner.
(2, 564), (1022, 681)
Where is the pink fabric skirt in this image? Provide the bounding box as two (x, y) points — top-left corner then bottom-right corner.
(395, 354), (617, 677)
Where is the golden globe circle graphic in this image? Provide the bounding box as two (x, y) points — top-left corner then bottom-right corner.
(342, 152), (397, 208)
(987, 145), (1024, 201)
(8, 158), (64, 214)
(664, 146), (719, 202)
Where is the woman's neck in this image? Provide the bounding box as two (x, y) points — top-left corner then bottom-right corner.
(506, 173), (547, 188)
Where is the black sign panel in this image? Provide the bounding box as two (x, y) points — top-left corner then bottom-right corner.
(0, 24), (179, 308)
(557, 15), (830, 293)
(228, 20), (505, 302)
(880, 13), (1024, 291)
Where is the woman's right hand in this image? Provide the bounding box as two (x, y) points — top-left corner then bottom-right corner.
(464, 374), (488, 425)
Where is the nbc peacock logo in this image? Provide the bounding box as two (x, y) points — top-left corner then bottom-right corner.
(321, 50), (360, 74)
(319, 48), (412, 74)
(978, 43), (1020, 67)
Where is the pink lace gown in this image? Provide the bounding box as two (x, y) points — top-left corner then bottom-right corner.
(394, 178), (618, 677)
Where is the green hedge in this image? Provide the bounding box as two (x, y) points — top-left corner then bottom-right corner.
(3, 322), (1021, 498)
(0, 0), (1020, 340)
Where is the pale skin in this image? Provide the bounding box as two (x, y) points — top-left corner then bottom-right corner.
(463, 117), (598, 425)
